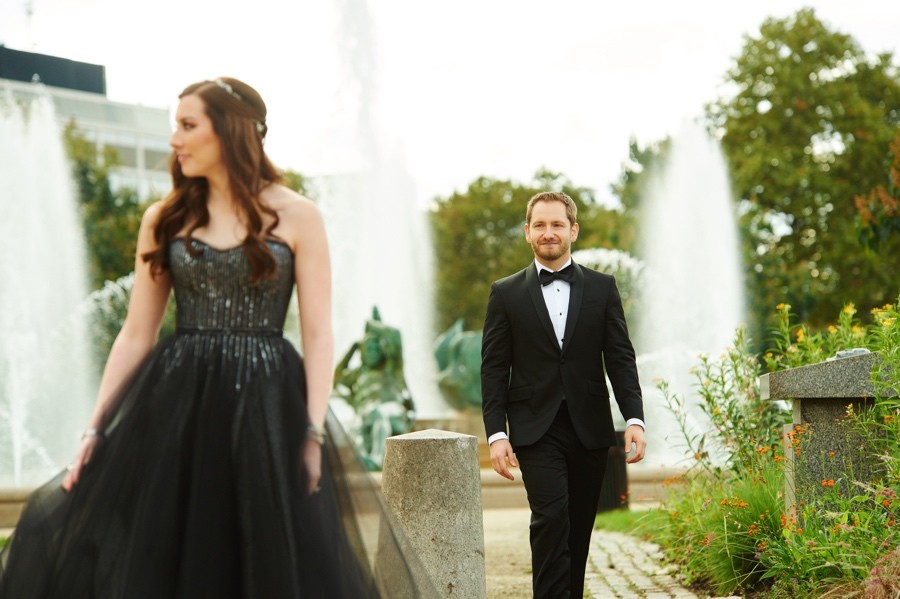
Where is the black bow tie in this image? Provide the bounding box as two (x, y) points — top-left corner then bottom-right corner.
(539, 264), (574, 286)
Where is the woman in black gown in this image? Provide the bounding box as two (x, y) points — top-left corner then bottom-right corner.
(0, 78), (428, 598)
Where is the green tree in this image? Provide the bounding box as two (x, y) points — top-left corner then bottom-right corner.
(430, 169), (631, 332)
(707, 8), (900, 339)
(854, 135), (900, 252)
(610, 136), (671, 217)
(64, 122), (147, 288)
(282, 168), (313, 199)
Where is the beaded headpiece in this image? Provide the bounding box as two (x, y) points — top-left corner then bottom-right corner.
(213, 78), (242, 101)
(212, 78), (265, 135)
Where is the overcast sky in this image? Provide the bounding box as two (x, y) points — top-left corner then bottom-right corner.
(2, 0), (897, 206)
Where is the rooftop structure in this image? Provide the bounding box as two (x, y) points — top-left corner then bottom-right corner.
(1, 46), (171, 198)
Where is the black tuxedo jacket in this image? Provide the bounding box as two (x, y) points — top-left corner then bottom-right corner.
(481, 261), (643, 451)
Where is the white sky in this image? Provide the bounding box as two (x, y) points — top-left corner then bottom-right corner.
(2, 0), (897, 207)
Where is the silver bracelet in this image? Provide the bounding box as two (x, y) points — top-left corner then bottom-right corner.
(82, 428), (101, 440)
(306, 423), (326, 445)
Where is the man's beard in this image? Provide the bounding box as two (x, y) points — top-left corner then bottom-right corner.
(532, 239), (569, 261)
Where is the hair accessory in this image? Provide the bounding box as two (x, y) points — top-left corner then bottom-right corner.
(213, 78), (242, 101)
(255, 121), (265, 135)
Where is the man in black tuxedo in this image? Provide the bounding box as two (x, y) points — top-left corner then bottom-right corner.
(481, 191), (646, 598)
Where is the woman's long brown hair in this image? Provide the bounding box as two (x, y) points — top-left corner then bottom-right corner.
(142, 77), (282, 283)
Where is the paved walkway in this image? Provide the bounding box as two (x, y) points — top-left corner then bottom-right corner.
(586, 529), (699, 598)
(483, 463), (706, 598)
(483, 506), (702, 598)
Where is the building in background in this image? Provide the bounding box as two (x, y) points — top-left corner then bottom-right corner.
(0, 45), (171, 198)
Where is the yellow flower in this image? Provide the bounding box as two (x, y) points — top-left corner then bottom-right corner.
(796, 329), (805, 342)
(843, 303), (857, 316)
(827, 325), (837, 334)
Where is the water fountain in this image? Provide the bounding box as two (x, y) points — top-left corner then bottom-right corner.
(633, 120), (745, 468)
(0, 89), (96, 487)
(317, 0), (445, 421)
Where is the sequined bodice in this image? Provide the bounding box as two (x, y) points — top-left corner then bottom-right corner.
(169, 238), (295, 333)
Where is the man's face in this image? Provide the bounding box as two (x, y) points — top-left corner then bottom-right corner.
(524, 200), (578, 264)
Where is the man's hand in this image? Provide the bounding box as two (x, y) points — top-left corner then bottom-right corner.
(490, 439), (518, 480)
(623, 424), (646, 464)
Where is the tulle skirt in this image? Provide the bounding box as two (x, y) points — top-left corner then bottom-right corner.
(0, 331), (389, 598)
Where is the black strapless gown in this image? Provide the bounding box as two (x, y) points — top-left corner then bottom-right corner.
(0, 239), (437, 598)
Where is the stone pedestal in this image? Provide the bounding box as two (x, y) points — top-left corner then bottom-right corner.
(760, 352), (885, 507)
(379, 429), (486, 598)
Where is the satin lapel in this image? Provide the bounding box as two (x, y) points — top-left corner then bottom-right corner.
(526, 265), (560, 350)
(561, 262), (584, 354)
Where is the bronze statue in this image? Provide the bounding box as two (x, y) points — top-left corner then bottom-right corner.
(333, 307), (415, 470)
(433, 319), (483, 410)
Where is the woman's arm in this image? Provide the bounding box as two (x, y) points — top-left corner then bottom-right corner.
(275, 189), (334, 493)
(289, 199), (334, 430)
(63, 202), (172, 491)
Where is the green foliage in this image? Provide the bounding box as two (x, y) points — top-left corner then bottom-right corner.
(63, 122), (148, 288)
(764, 301), (878, 371)
(654, 299), (900, 597)
(282, 168), (313, 199)
(430, 169), (632, 331)
(663, 327), (789, 477)
(706, 8), (900, 340)
(609, 136), (671, 218)
(658, 459), (784, 595)
(854, 136), (900, 253)
(593, 506), (647, 534)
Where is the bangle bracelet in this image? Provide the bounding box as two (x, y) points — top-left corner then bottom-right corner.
(306, 423), (326, 445)
(82, 428), (101, 440)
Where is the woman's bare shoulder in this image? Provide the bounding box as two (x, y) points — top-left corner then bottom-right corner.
(263, 184), (325, 249)
(264, 184), (321, 222)
(137, 200), (170, 240)
(142, 199), (167, 223)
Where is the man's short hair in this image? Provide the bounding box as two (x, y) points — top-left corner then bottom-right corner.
(526, 191), (578, 226)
